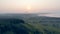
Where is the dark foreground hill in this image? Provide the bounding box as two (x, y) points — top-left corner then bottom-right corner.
(0, 14), (60, 34)
(0, 18), (60, 34)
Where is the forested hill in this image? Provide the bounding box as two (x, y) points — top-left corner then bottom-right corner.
(0, 14), (60, 34)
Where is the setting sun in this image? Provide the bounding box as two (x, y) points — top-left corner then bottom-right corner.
(27, 5), (31, 10)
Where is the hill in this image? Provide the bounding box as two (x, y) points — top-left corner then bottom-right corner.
(0, 14), (60, 34)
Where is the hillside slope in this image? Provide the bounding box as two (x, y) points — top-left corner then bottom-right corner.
(0, 18), (60, 34)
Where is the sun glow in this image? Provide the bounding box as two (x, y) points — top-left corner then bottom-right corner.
(25, 5), (33, 13)
(27, 5), (32, 10)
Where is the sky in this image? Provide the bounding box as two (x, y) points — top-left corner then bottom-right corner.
(0, 0), (60, 17)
